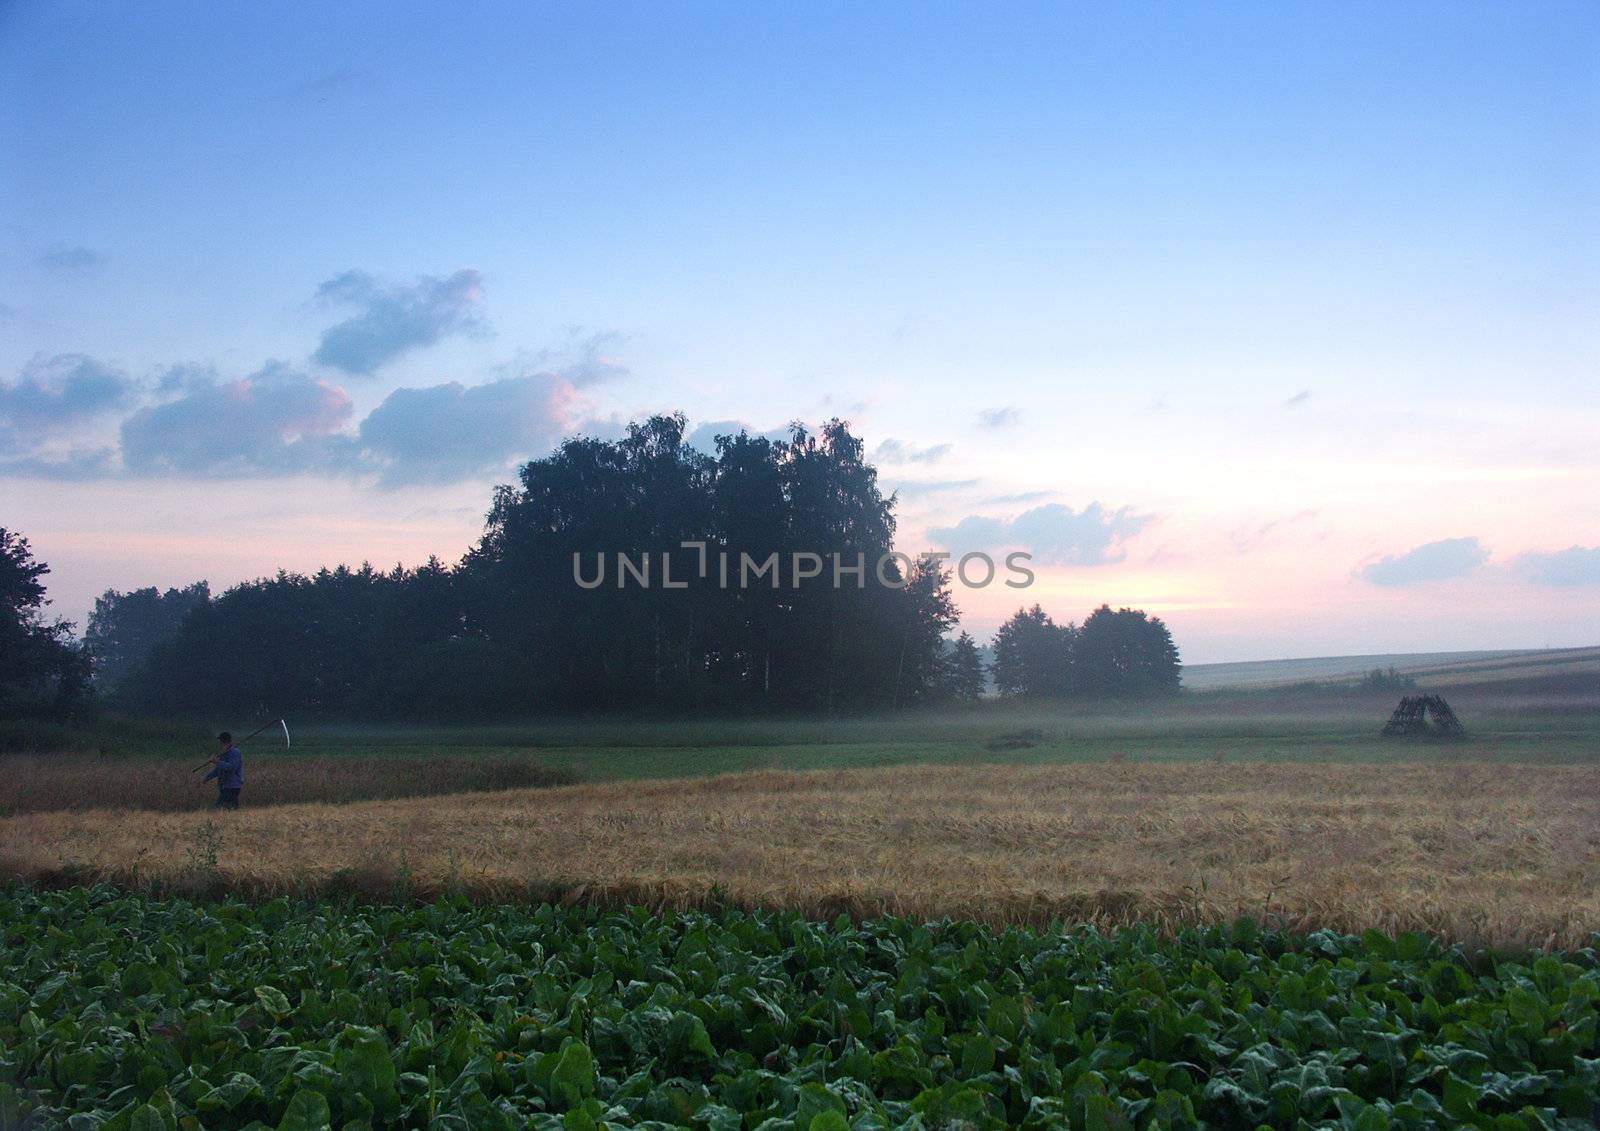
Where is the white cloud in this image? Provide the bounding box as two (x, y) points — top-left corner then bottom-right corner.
(874, 438), (951, 464)
(929, 502), (1151, 566)
(0, 354), (135, 453)
(1359, 536), (1488, 586)
(359, 373), (577, 486)
(977, 407), (1020, 428)
(119, 363), (355, 476)
(312, 268), (484, 375)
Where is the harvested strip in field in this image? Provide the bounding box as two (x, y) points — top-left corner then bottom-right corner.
(0, 753), (573, 814)
(2, 762), (1597, 948)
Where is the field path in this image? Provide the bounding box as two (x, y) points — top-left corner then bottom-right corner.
(4, 762), (1597, 947)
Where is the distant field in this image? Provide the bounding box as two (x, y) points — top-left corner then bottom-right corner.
(4, 670), (1599, 816)
(287, 701), (1600, 786)
(6, 697), (1599, 814)
(6, 762), (1598, 948)
(6, 677), (1598, 956)
(1182, 645), (1600, 692)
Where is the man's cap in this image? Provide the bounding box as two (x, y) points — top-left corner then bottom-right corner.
(217, 731), (232, 743)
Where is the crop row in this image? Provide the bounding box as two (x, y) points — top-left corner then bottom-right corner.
(1, 888), (1597, 1129)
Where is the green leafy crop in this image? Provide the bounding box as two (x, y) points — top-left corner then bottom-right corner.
(1, 888), (1596, 1129)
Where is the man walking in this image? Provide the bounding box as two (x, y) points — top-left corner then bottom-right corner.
(201, 731), (244, 809)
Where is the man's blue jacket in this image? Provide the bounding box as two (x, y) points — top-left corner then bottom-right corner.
(203, 745), (243, 789)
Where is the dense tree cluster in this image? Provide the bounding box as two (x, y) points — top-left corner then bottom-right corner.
(991, 603), (1180, 699)
(118, 558), (468, 717)
(0, 528), (91, 717)
(107, 416), (965, 717)
(463, 415), (958, 713)
(65, 414), (1186, 719)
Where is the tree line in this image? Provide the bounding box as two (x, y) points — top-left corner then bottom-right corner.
(990, 603), (1181, 699)
(4, 414), (1182, 719)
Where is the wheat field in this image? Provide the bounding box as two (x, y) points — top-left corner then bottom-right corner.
(5, 762), (1597, 948)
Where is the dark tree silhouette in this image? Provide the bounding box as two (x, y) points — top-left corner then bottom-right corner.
(991, 605), (1074, 698)
(1074, 604), (1181, 697)
(462, 414), (717, 712)
(123, 414), (960, 718)
(991, 603), (1179, 699)
(85, 581), (210, 691)
(466, 415), (956, 714)
(0, 528), (92, 716)
(122, 559), (468, 716)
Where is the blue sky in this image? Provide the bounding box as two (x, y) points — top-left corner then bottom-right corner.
(3, 1), (1597, 661)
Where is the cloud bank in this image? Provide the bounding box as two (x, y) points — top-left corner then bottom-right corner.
(0, 354), (135, 455)
(1512, 546), (1600, 587)
(0, 267), (629, 486)
(1, 353), (593, 486)
(1359, 536), (1488, 586)
(929, 502), (1151, 566)
(119, 363), (355, 476)
(359, 373), (577, 485)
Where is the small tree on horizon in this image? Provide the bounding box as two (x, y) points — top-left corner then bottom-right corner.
(938, 631), (986, 702)
(991, 605), (1074, 698)
(1074, 604), (1181, 697)
(990, 602), (1180, 699)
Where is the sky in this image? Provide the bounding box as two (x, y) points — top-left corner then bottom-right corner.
(2, 1), (1597, 663)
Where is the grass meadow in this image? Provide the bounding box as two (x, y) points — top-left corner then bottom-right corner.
(4, 686), (1600, 816)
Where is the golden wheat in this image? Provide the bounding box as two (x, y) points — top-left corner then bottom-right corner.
(3, 762), (1596, 948)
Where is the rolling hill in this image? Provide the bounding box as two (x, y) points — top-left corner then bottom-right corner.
(1181, 646), (1600, 693)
